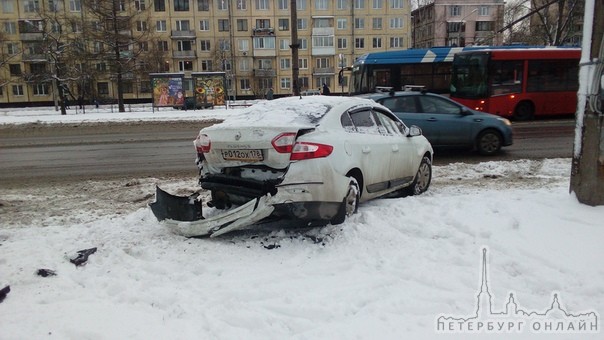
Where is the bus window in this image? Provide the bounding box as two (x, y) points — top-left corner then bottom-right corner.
(527, 59), (579, 92)
(490, 60), (523, 95)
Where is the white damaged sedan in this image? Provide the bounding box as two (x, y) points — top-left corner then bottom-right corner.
(150, 96), (433, 237)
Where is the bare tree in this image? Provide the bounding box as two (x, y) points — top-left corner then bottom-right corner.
(82, 0), (153, 112)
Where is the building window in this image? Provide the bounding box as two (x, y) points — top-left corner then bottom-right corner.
(278, 0), (287, 10)
(337, 38), (347, 49)
(139, 42), (148, 51)
(372, 37), (382, 48)
(298, 38), (308, 50)
(218, 0), (228, 10)
(155, 0), (166, 11)
(476, 21), (493, 31)
(240, 79), (251, 90)
(98, 82), (109, 95)
(218, 19), (229, 32)
(200, 40), (211, 51)
(156, 20), (167, 32)
(24, 0), (39, 12)
(390, 0), (403, 9)
(69, 0), (81, 11)
(177, 40), (193, 51)
(255, 0), (269, 10)
(157, 41), (169, 51)
(390, 17), (402, 29)
(479, 6), (489, 16)
(315, 0), (328, 10)
(136, 21), (148, 32)
(179, 60), (193, 71)
(316, 57), (330, 68)
(4, 22), (17, 34)
(236, 0), (247, 10)
(9, 64), (21, 76)
(12, 85), (24, 96)
(174, 0), (189, 11)
(297, 18), (308, 30)
(238, 39), (249, 51)
(197, 0), (209, 11)
(258, 59), (272, 69)
(199, 19), (210, 31)
(256, 19), (270, 29)
(281, 77), (291, 89)
(176, 20), (190, 31)
(390, 37), (403, 48)
(450, 6), (461, 16)
(313, 36), (334, 48)
(337, 0), (348, 9)
(354, 0), (364, 10)
(354, 18), (364, 29)
(96, 62), (107, 71)
(71, 22), (82, 33)
(201, 60), (212, 71)
(297, 0), (307, 10)
(240, 58), (250, 71)
(218, 39), (230, 51)
(7, 43), (18, 55)
(122, 81), (133, 94)
(237, 19), (248, 31)
(279, 19), (289, 31)
(299, 58), (308, 69)
(253, 37), (276, 49)
(337, 18), (347, 30)
(355, 38), (365, 48)
(32, 83), (49, 95)
(280, 58), (291, 69)
(373, 18), (382, 29)
(135, 0), (146, 11)
(299, 77), (309, 90)
(372, 0), (382, 9)
(2, 0), (14, 12)
(279, 39), (290, 50)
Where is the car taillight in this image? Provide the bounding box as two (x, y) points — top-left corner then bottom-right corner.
(195, 133), (211, 153)
(271, 132), (297, 153)
(290, 142), (333, 160)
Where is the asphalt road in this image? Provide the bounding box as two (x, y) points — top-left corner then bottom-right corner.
(0, 119), (574, 185)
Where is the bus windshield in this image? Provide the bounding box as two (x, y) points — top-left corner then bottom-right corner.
(450, 53), (489, 99)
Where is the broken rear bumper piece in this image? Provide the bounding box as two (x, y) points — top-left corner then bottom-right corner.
(149, 186), (275, 238)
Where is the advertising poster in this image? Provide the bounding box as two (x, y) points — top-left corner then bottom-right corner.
(192, 73), (226, 107)
(152, 76), (185, 107)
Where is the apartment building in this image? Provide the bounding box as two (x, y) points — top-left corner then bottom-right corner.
(0, 0), (413, 106)
(411, 0), (504, 49)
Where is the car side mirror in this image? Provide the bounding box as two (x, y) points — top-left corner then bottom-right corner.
(461, 107), (472, 115)
(408, 125), (423, 137)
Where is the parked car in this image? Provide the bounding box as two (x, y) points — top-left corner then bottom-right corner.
(359, 91), (513, 155)
(150, 96), (434, 237)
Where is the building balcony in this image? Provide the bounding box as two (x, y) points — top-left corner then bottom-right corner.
(22, 54), (47, 62)
(19, 32), (43, 41)
(313, 67), (335, 75)
(311, 46), (335, 56)
(253, 69), (276, 77)
(173, 50), (197, 58)
(312, 27), (334, 36)
(252, 49), (277, 57)
(171, 30), (196, 39)
(252, 27), (274, 36)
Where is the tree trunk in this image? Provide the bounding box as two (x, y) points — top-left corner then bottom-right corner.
(569, 0), (604, 206)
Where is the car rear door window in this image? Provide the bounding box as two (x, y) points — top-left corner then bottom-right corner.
(349, 109), (380, 134)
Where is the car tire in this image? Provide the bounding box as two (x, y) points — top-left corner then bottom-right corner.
(514, 101), (534, 121)
(404, 156), (432, 196)
(331, 177), (360, 225)
(476, 129), (503, 156)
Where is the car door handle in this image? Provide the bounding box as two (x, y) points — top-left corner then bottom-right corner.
(392, 145), (399, 152)
(426, 117), (437, 122)
(362, 146), (371, 154)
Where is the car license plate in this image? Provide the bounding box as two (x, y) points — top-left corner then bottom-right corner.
(221, 149), (263, 161)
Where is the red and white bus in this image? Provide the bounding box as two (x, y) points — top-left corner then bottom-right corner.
(450, 47), (581, 120)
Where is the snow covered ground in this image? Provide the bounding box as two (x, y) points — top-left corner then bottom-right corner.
(0, 104), (602, 339)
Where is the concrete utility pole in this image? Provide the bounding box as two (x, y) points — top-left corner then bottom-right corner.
(570, 0), (604, 205)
